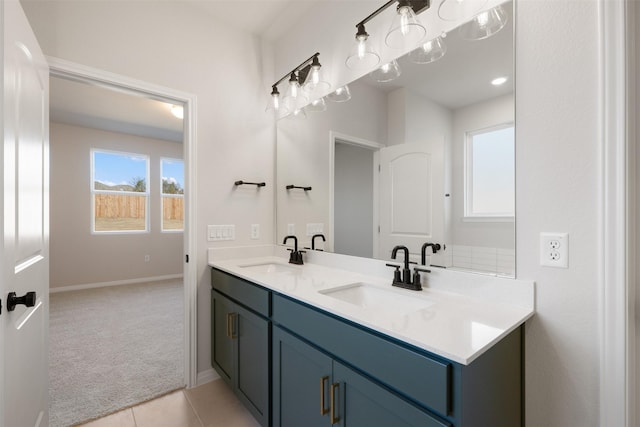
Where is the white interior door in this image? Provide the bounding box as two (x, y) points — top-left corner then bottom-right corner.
(378, 142), (444, 265)
(1, 1), (50, 426)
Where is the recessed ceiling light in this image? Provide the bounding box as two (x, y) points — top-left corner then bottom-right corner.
(491, 76), (508, 86)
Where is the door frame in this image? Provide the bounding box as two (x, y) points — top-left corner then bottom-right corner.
(600, 0), (636, 425)
(328, 131), (383, 257)
(47, 57), (199, 388)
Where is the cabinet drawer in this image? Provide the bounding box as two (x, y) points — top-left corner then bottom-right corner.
(211, 268), (270, 317)
(272, 294), (451, 416)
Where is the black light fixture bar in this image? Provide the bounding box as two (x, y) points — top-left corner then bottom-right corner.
(272, 52), (321, 89)
(355, 0), (430, 28)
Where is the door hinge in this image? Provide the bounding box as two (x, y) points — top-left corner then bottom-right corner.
(185, 254), (189, 263)
(378, 164), (381, 172)
(378, 225), (381, 233)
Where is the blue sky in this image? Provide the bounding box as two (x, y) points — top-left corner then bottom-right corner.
(93, 151), (184, 188)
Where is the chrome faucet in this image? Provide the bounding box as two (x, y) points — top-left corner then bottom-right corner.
(283, 235), (304, 265)
(387, 245), (430, 291)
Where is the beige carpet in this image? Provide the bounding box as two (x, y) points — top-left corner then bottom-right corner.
(49, 279), (184, 427)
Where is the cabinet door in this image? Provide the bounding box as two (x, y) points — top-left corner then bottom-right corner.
(273, 327), (333, 427)
(333, 362), (451, 427)
(236, 304), (270, 427)
(211, 290), (234, 385)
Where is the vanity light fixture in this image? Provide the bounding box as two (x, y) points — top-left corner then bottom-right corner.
(438, 0), (488, 21)
(282, 71), (308, 113)
(346, 0), (430, 70)
(306, 97), (327, 112)
(385, 0), (427, 49)
(370, 59), (402, 82)
(265, 52), (329, 116)
(326, 85), (352, 103)
(459, 4), (508, 40)
(409, 34), (447, 64)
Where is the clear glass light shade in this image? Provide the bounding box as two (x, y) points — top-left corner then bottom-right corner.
(385, 5), (426, 49)
(265, 93), (280, 114)
(302, 65), (331, 95)
(459, 5), (508, 40)
(370, 60), (401, 82)
(409, 36), (447, 64)
(282, 80), (308, 113)
(306, 97), (327, 112)
(346, 35), (380, 70)
(438, 0), (488, 21)
(289, 107), (307, 120)
(326, 85), (352, 103)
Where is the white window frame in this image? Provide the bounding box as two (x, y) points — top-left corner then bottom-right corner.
(91, 148), (150, 234)
(160, 157), (184, 233)
(463, 123), (515, 221)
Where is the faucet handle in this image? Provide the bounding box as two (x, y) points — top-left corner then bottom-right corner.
(413, 267), (431, 273)
(385, 263), (402, 284)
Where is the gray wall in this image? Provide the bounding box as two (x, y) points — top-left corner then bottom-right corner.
(50, 122), (183, 288)
(334, 142), (374, 258)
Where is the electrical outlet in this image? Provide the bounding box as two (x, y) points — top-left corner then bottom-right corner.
(287, 223), (295, 235)
(144, 255), (150, 262)
(540, 232), (569, 268)
(251, 224), (260, 240)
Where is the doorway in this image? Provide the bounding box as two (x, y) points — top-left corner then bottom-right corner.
(47, 58), (197, 424)
(329, 132), (382, 258)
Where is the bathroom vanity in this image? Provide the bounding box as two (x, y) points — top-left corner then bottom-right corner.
(209, 250), (534, 427)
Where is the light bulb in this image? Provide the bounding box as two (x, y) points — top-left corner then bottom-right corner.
(399, 6), (411, 36)
(346, 24), (380, 70)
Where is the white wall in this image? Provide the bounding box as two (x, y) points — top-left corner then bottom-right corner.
(274, 1), (603, 426)
(49, 122), (183, 288)
(276, 79), (386, 249)
(21, 1), (275, 377)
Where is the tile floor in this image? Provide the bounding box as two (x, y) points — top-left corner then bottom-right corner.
(77, 380), (260, 427)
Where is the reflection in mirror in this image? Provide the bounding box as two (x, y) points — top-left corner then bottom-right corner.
(277, 1), (514, 277)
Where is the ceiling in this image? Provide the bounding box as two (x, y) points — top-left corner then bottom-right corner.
(49, 0), (512, 139)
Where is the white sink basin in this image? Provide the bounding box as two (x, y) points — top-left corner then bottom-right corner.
(319, 283), (434, 316)
(239, 262), (300, 274)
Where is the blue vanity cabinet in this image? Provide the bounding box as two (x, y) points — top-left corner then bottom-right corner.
(211, 267), (523, 427)
(211, 269), (271, 427)
(272, 326), (333, 427)
(273, 326), (451, 427)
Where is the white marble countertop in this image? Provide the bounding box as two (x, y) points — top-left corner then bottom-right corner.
(209, 248), (534, 365)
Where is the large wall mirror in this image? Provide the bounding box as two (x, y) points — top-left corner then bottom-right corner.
(277, 0), (514, 277)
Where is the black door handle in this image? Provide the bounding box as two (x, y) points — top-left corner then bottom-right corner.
(7, 291), (36, 311)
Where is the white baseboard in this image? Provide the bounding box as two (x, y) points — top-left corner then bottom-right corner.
(195, 368), (220, 387)
(49, 274), (183, 293)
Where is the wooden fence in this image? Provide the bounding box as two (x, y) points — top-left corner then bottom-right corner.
(95, 194), (183, 220)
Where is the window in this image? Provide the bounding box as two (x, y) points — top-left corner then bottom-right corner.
(161, 158), (184, 231)
(92, 150), (149, 233)
(464, 124), (515, 219)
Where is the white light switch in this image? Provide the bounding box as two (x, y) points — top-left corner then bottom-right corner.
(306, 223), (324, 236)
(251, 224), (260, 240)
(207, 225), (236, 241)
(287, 224), (295, 235)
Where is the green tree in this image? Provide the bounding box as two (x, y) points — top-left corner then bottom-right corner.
(162, 178), (183, 194)
(129, 177), (146, 192)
